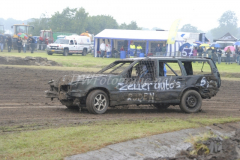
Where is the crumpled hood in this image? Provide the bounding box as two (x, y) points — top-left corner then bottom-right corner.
(56, 74), (108, 86)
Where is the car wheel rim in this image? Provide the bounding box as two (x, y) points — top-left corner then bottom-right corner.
(186, 95), (197, 108)
(94, 94), (106, 111)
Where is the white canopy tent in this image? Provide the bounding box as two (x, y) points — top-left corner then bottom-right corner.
(94, 29), (187, 57)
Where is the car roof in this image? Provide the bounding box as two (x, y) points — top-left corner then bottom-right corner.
(115, 57), (210, 62)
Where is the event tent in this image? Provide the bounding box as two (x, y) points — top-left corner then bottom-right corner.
(94, 29), (189, 57)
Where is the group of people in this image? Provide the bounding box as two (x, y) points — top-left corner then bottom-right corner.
(155, 43), (166, 56)
(0, 35), (36, 53)
(99, 40), (112, 58)
(189, 46), (237, 64)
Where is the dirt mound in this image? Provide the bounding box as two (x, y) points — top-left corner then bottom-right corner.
(148, 129), (240, 160)
(0, 56), (61, 66)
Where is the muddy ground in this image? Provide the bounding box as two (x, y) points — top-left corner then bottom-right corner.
(0, 66), (240, 132)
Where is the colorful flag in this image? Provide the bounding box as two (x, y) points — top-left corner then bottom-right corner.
(167, 19), (181, 44)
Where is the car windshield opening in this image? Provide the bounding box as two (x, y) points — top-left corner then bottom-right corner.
(97, 61), (134, 75)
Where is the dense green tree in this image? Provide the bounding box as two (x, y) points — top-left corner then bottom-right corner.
(211, 10), (238, 39)
(119, 21), (140, 30)
(180, 24), (198, 33)
(86, 15), (118, 34)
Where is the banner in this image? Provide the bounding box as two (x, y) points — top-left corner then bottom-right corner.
(167, 19), (181, 44)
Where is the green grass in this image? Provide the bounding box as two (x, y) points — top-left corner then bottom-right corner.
(0, 117), (239, 160)
(0, 50), (240, 73)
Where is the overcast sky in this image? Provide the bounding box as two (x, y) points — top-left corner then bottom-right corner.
(1, 0), (240, 32)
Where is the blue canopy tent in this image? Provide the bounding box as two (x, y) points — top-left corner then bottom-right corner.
(94, 29), (185, 57)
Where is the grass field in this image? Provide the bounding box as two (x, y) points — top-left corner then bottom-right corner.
(0, 50), (239, 73)
(1, 117), (239, 160)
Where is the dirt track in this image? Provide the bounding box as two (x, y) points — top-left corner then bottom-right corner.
(0, 66), (240, 130)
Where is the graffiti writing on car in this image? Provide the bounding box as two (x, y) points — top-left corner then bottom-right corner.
(127, 93), (154, 101)
(200, 77), (209, 88)
(118, 80), (181, 91)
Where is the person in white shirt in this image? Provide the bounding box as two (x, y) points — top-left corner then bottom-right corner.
(106, 41), (111, 58)
(100, 41), (106, 58)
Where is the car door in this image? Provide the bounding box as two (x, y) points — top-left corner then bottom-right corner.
(117, 60), (158, 104)
(154, 60), (186, 103)
(68, 39), (76, 54)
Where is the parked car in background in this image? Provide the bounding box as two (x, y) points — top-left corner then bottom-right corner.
(46, 35), (91, 56)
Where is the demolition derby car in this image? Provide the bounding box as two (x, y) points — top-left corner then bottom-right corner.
(46, 57), (221, 114)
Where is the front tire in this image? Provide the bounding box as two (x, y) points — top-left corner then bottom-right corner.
(86, 90), (109, 114)
(63, 49), (68, 56)
(82, 49), (87, 56)
(180, 90), (202, 113)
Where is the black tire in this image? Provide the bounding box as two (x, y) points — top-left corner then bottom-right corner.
(60, 100), (78, 110)
(63, 48), (68, 56)
(180, 90), (202, 113)
(82, 49), (87, 56)
(153, 103), (170, 110)
(86, 90), (109, 114)
(47, 52), (53, 55)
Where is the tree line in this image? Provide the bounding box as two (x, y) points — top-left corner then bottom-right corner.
(28, 7), (140, 36)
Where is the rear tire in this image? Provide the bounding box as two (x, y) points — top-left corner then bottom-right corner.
(180, 90), (202, 113)
(86, 90), (109, 114)
(63, 49), (68, 56)
(82, 49), (87, 56)
(154, 103), (170, 110)
(47, 52), (53, 55)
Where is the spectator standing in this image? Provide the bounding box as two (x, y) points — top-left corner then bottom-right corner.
(136, 44), (142, 56)
(120, 46), (124, 51)
(207, 47), (212, 58)
(0, 36), (4, 52)
(197, 47), (203, 57)
(100, 41), (106, 58)
(192, 47), (197, 63)
(216, 48), (222, 64)
(203, 47), (207, 57)
(22, 38), (27, 53)
(112, 48), (119, 58)
(105, 41), (111, 58)
(225, 47), (232, 65)
(236, 47), (240, 65)
(16, 37), (22, 53)
(6, 36), (12, 52)
(129, 42), (135, 58)
(212, 48), (217, 63)
(28, 36), (35, 53)
(162, 44), (166, 56)
(155, 44), (162, 56)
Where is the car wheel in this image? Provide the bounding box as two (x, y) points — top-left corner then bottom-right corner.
(63, 49), (68, 56)
(153, 103), (170, 110)
(47, 52), (53, 55)
(180, 90), (202, 113)
(60, 100), (78, 110)
(82, 49), (87, 56)
(86, 90), (109, 114)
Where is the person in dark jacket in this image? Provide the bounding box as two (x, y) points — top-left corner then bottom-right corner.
(16, 37), (22, 53)
(197, 47), (203, 57)
(225, 47), (232, 65)
(28, 36), (35, 53)
(155, 44), (162, 56)
(0, 36), (4, 52)
(216, 48), (222, 64)
(6, 36), (12, 52)
(236, 47), (240, 65)
(212, 48), (217, 63)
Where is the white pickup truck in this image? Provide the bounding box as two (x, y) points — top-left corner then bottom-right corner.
(46, 35), (91, 56)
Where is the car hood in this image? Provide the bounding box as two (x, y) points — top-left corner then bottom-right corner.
(56, 74), (109, 86)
